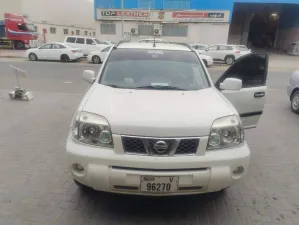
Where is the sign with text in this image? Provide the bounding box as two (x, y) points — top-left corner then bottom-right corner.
(96, 9), (229, 23)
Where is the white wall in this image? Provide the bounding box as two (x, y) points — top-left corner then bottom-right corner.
(96, 21), (229, 44)
(0, 0), (22, 20)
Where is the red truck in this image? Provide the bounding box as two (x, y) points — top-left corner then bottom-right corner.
(0, 13), (38, 49)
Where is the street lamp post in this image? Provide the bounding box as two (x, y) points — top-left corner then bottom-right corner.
(121, 0), (124, 39)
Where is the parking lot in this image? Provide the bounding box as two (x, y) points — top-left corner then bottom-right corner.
(0, 59), (299, 225)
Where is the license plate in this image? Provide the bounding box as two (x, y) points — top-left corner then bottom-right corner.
(140, 176), (179, 193)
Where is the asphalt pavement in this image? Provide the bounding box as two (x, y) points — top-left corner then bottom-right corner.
(0, 60), (299, 225)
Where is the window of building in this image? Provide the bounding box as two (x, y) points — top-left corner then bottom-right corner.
(100, 24), (116, 35)
(34, 26), (38, 32)
(84, 31), (88, 36)
(93, 32), (96, 36)
(90, 32), (92, 36)
(50, 27), (56, 34)
(163, 0), (190, 9)
(76, 30), (80, 35)
(138, 0), (155, 9)
(138, 24), (154, 36)
(63, 29), (69, 35)
(162, 24), (188, 37)
(76, 38), (85, 44)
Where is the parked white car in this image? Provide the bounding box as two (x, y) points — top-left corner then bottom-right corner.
(87, 46), (112, 64)
(64, 36), (107, 55)
(205, 44), (251, 65)
(66, 42), (268, 196)
(287, 70), (299, 113)
(191, 44), (208, 54)
(199, 54), (213, 67)
(25, 42), (83, 62)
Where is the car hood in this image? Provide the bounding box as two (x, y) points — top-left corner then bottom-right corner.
(82, 85), (234, 137)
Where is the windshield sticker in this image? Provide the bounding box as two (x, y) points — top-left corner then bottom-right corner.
(147, 50), (164, 54)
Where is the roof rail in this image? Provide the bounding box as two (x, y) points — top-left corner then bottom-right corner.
(167, 42), (194, 51)
(114, 40), (130, 48)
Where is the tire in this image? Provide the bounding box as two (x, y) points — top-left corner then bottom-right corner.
(225, 55), (234, 65)
(61, 54), (70, 63)
(203, 59), (208, 67)
(28, 53), (38, 61)
(291, 90), (299, 114)
(92, 55), (101, 64)
(15, 41), (25, 49)
(74, 179), (91, 191)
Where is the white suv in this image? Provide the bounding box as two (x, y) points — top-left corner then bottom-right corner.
(66, 41), (268, 196)
(64, 36), (108, 55)
(205, 44), (252, 65)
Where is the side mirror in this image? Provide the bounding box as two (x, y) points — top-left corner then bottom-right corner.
(83, 70), (95, 84)
(220, 78), (242, 91)
(205, 48), (209, 51)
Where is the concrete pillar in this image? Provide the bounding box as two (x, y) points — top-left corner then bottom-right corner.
(241, 12), (253, 46)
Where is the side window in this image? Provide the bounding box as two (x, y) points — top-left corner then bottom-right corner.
(215, 54), (268, 89)
(86, 38), (94, 45)
(76, 38), (85, 44)
(39, 44), (52, 49)
(208, 45), (218, 51)
(192, 45), (198, 49)
(58, 44), (66, 49)
(102, 47), (111, 52)
(66, 37), (76, 43)
(219, 46), (229, 50)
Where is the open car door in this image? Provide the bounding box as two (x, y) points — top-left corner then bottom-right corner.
(214, 53), (268, 129)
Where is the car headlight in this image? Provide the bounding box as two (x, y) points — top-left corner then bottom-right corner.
(71, 111), (113, 148)
(207, 116), (244, 150)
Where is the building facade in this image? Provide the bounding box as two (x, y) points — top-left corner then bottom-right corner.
(94, 0), (234, 44)
(0, 0), (97, 43)
(94, 0), (299, 50)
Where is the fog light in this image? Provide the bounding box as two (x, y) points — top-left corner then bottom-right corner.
(233, 166), (244, 175)
(73, 163), (84, 172)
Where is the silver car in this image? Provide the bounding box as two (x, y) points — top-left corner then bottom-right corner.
(287, 71), (299, 113)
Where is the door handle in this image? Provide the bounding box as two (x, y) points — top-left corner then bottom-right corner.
(254, 92), (265, 98)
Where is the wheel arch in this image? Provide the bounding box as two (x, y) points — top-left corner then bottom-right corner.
(291, 87), (299, 101)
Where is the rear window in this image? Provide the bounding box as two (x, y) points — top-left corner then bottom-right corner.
(99, 49), (210, 91)
(236, 45), (249, 51)
(66, 37), (76, 43)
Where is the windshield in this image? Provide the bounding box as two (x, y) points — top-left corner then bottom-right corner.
(99, 49), (210, 91)
(93, 39), (101, 44)
(25, 23), (36, 32)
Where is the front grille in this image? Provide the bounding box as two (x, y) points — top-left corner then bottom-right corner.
(122, 136), (199, 156)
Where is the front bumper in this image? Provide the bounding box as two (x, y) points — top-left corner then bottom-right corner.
(207, 59), (214, 66)
(66, 135), (250, 196)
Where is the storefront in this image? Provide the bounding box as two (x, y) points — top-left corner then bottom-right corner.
(94, 0), (234, 44)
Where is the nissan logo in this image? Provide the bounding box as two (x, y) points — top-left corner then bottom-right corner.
(154, 141), (169, 154)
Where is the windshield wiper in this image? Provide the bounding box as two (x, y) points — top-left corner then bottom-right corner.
(104, 84), (126, 88)
(135, 85), (186, 90)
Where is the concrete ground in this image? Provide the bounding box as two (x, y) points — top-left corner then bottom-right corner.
(0, 60), (299, 225)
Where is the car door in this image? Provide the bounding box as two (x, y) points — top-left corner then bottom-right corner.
(37, 44), (53, 59)
(218, 45), (231, 60)
(206, 45), (219, 60)
(51, 44), (64, 60)
(214, 53), (268, 129)
(75, 37), (87, 55)
(86, 38), (97, 54)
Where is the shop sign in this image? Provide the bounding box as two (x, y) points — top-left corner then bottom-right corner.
(172, 11), (226, 22)
(98, 9), (149, 20)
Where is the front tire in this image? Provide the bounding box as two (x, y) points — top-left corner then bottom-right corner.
(225, 55), (234, 65)
(92, 55), (101, 64)
(61, 54), (70, 63)
(291, 90), (299, 114)
(29, 53), (38, 61)
(15, 41), (25, 49)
